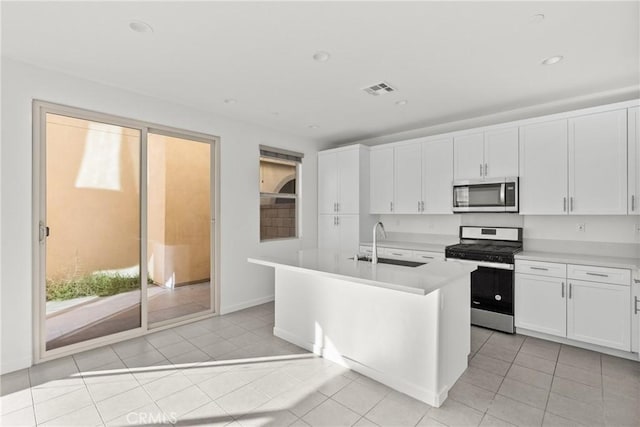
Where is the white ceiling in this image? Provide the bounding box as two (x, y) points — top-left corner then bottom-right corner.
(2, 1), (639, 145)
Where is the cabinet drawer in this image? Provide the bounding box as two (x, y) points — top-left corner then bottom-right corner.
(515, 260), (566, 278)
(359, 245), (373, 255)
(412, 250), (444, 262)
(567, 264), (630, 286)
(382, 248), (413, 259)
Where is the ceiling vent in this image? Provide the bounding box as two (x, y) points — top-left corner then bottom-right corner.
(362, 81), (396, 96)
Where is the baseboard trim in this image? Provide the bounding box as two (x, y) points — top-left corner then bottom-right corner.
(516, 328), (640, 361)
(273, 327), (447, 407)
(220, 295), (274, 315)
(1, 356), (32, 375)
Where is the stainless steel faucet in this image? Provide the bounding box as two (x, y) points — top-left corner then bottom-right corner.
(372, 221), (386, 264)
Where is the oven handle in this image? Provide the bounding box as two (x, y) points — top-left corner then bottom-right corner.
(446, 258), (514, 270)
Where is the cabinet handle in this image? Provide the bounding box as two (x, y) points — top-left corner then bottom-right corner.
(421, 201), (425, 212)
(632, 195), (636, 212)
(586, 272), (608, 277)
(563, 197), (567, 212)
(333, 216), (337, 226)
(336, 216), (340, 226)
(480, 164), (483, 177)
(418, 201), (421, 212)
(390, 201), (393, 212)
(484, 163), (488, 176)
(421, 256), (434, 259)
(336, 202), (339, 212)
(530, 266), (549, 271)
(569, 283), (572, 299)
(634, 278), (640, 284)
(570, 197), (574, 212)
(391, 252), (403, 256)
(635, 296), (639, 315)
(561, 282), (565, 298)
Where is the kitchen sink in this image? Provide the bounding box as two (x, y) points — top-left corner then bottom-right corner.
(351, 256), (426, 268)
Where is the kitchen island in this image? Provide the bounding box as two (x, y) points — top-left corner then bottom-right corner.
(248, 249), (476, 407)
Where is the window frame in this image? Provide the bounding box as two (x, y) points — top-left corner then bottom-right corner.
(259, 153), (301, 242)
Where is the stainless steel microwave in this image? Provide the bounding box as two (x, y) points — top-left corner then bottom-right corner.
(452, 177), (518, 213)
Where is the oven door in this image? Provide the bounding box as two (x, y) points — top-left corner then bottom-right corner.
(453, 179), (507, 212)
(471, 266), (514, 315)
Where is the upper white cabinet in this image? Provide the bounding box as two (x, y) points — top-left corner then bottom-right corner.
(394, 143), (422, 213)
(629, 106), (639, 215)
(318, 147), (362, 214)
(422, 137), (454, 213)
(569, 110), (627, 215)
(519, 120), (569, 215)
(453, 128), (518, 180)
(520, 109), (628, 215)
(370, 147), (394, 213)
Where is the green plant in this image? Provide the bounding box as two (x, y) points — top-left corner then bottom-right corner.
(46, 273), (143, 301)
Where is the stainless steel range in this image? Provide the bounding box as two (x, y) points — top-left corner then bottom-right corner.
(445, 226), (523, 333)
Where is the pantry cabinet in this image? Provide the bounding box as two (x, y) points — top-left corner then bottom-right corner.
(629, 106), (640, 215)
(453, 128), (518, 180)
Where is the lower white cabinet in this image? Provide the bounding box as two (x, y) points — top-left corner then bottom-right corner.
(515, 260), (632, 351)
(318, 214), (359, 254)
(567, 279), (630, 351)
(515, 273), (566, 338)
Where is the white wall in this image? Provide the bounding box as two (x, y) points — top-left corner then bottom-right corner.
(0, 58), (320, 374)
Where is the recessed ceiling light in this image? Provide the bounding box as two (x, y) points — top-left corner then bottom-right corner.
(542, 55), (563, 65)
(395, 100), (408, 106)
(128, 20), (153, 33)
(308, 125), (319, 129)
(529, 14), (545, 24)
(313, 51), (331, 62)
(223, 98), (237, 104)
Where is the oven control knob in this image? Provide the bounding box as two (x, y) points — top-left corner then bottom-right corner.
(495, 294), (502, 301)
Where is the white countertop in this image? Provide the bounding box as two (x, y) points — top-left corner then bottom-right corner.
(359, 240), (448, 253)
(516, 251), (640, 270)
(248, 249), (476, 296)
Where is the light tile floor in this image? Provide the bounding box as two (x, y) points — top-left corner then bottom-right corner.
(2, 302), (639, 426)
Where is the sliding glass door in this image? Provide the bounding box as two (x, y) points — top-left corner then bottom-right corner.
(36, 103), (217, 360)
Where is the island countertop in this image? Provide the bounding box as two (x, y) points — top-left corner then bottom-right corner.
(248, 248), (476, 296)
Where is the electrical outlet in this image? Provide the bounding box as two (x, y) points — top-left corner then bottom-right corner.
(577, 223), (586, 232)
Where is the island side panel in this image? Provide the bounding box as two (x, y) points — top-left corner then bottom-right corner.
(273, 267), (447, 406)
(435, 275), (471, 406)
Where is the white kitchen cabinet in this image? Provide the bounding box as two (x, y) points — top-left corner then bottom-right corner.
(370, 146), (394, 213)
(567, 279), (631, 351)
(453, 133), (484, 180)
(454, 128), (518, 180)
(484, 128), (519, 178)
(422, 137), (454, 213)
(318, 145), (373, 254)
(318, 147), (361, 215)
(318, 214), (360, 254)
(519, 120), (569, 215)
(568, 110), (627, 215)
(515, 273), (566, 338)
(394, 143), (422, 213)
(629, 106), (640, 215)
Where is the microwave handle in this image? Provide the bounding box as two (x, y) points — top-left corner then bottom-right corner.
(500, 183), (505, 203)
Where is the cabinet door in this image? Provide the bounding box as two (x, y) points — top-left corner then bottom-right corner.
(422, 138), (453, 214)
(318, 214), (339, 250)
(515, 273), (566, 337)
(569, 110), (627, 215)
(454, 133), (484, 180)
(394, 143), (422, 214)
(484, 128), (519, 178)
(337, 149), (360, 214)
(629, 107), (639, 215)
(370, 147), (394, 213)
(519, 120), (568, 215)
(567, 279), (631, 351)
(338, 215), (360, 254)
(318, 152), (338, 214)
